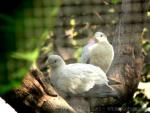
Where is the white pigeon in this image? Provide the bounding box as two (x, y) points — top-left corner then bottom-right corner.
(80, 32), (114, 73)
(47, 55), (117, 98)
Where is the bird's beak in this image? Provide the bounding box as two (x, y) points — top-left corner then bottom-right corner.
(45, 61), (51, 69)
(45, 61), (49, 66)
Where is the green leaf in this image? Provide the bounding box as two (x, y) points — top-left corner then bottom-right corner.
(74, 48), (82, 62)
(0, 80), (21, 94)
(11, 49), (39, 62)
(144, 44), (150, 52)
(0, 14), (14, 23)
(111, 0), (121, 4)
(12, 68), (28, 80)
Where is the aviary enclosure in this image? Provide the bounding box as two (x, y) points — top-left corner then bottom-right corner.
(0, 0), (150, 113)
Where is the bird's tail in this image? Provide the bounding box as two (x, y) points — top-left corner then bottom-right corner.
(79, 84), (119, 99)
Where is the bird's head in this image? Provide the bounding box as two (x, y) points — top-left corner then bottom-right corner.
(94, 32), (108, 43)
(47, 55), (65, 69)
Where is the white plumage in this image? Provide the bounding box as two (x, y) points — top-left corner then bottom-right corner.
(0, 97), (17, 113)
(80, 32), (114, 73)
(47, 55), (111, 96)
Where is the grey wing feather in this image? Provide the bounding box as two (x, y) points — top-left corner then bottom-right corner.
(79, 84), (119, 98)
(80, 45), (90, 63)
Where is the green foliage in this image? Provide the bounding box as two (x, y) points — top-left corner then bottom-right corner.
(74, 48), (83, 62)
(48, 0), (61, 29)
(111, 0), (121, 4)
(0, 0), (60, 94)
(0, 80), (21, 94)
(0, 14), (14, 24)
(11, 49), (39, 62)
(133, 29), (150, 111)
(143, 43), (150, 52)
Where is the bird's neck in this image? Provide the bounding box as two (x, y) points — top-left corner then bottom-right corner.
(101, 38), (109, 42)
(53, 63), (66, 72)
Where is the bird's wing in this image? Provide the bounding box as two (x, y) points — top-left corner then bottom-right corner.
(79, 84), (119, 98)
(89, 42), (114, 73)
(56, 64), (108, 94)
(65, 64), (109, 85)
(56, 70), (95, 94)
(80, 45), (90, 63)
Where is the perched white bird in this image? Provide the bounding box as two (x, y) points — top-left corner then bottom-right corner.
(47, 55), (117, 98)
(80, 32), (114, 73)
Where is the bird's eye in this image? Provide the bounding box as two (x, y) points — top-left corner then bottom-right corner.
(100, 34), (103, 37)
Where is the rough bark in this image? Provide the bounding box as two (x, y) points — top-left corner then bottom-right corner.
(2, 69), (77, 113)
